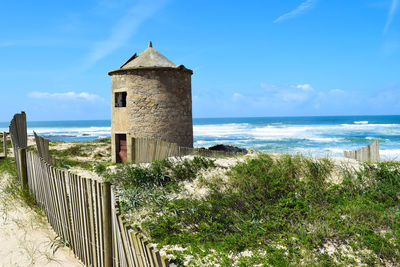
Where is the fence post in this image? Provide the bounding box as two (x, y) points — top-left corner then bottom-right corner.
(3, 132), (6, 158)
(102, 182), (113, 267)
(19, 148), (28, 187)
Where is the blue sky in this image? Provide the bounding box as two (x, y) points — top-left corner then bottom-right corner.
(0, 0), (399, 121)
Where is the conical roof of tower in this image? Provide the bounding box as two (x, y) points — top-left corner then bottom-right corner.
(109, 41), (193, 75)
(120, 41), (177, 69)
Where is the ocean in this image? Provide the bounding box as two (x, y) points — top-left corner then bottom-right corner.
(1, 115), (400, 160)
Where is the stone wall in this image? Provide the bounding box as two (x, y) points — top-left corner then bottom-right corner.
(110, 67), (193, 162)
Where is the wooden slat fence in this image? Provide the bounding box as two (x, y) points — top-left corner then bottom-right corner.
(9, 112), (170, 267)
(134, 138), (177, 164)
(9, 111), (27, 149)
(344, 140), (380, 163)
(9, 112), (28, 186)
(34, 131), (56, 165)
(26, 150), (109, 266)
(0, 132), (8, 159)
(111, 191), (168, 267)
(133, 137), (241, 164)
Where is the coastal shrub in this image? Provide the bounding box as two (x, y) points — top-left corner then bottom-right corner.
(49, 140), (112, 170)
(94, 162), (107, 175)
(122, 154), (400, 266)
(55, 158), (93, 170)
(49, 143), (103, 170)
(106, 156), (216, 212)
(50, 144), (90, 157)
(97, 137), (111, 144)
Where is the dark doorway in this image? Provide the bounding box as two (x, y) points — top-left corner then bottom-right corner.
(116, 134), (127, 163)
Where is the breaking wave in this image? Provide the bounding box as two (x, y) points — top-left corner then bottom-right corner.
(2, 115), (400, 159)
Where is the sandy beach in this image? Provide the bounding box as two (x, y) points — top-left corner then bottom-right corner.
(0, 172), (83, 267)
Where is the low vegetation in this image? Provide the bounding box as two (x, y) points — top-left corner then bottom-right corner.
(105, 154), (400, 266)
(6, 134), (399, 265)
(0, 157), (42, 216)
(103, 156), (216, 214)
(48, 138), (112, 171)
(0, 133), (13, 153)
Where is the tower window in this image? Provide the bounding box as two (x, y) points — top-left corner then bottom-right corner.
(115, 92), (127, 107)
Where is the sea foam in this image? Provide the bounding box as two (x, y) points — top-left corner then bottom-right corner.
(2, 116), (399, 159)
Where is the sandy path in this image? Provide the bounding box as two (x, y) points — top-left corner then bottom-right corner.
(0, 172), (83, 267)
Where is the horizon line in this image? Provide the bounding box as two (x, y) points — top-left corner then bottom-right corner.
(2, 114), (400, 124)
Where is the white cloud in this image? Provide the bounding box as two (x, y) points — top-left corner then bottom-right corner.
(297, 84), (314, 92)
(274, 0), (318, 23)
(28, 91), (103, 102)
(258, 83), (316, 103)
(383, 0), (399, 35)
(195, 82), (400, 117)
(232, 92), (244, 101)
(83, 0), (168, 69)
(277, 89), (313, 102)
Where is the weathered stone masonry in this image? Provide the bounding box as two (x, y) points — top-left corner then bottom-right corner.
(108, 42), (193, 162)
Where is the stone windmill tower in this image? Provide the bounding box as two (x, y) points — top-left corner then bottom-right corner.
(108, 42), (193, 163)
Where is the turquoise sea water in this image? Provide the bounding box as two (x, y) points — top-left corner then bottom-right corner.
(1, 115), (400, 159)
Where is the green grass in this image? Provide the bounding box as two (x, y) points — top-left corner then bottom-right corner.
(49, 140), (111, 170)
(0, 157), (18, 177)
(111, 154), (400, 266)
(0, 133), (12, 154)
(0, 157), (42, 214)
(96, 137), (111, 144)
(49, 143), (93, 170)
(105, 156), (216, 213)
(55, 158), (94, 170)
(50, 143), (92, 158)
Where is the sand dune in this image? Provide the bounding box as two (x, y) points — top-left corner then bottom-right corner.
(0, 172), (83, 267)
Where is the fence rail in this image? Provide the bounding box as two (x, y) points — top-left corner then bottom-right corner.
(34, 131), (56, 165)
(344, 140), (380, 163)
(0, 132), (8, 159)
(10, 112), (28, 186)
(133, 137), (242, 164)
(10, 112), (170, 267)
